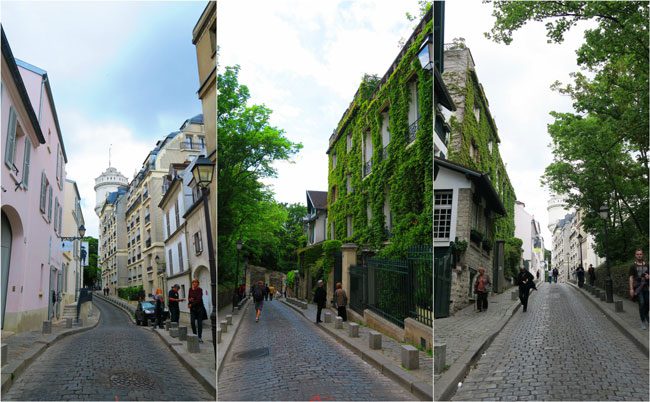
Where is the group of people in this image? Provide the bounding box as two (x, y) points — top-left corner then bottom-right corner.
(250, 281), (279, 322)
(473, 266), (537, 313)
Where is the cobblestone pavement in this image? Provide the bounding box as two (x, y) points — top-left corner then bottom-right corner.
(451, 283), (650, 401)
(217, 299), (416, 401)
(3, 298), (213, 401)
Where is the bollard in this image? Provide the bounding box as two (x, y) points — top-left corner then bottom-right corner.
(401, 345), (419, 370)
(226, 315), (233, 325)
(170, 327), (179, 338)
(42, 321), (52, 334)
(165, 321), (171, 331)
(335, 316), (343, 329)
(178, 326), (187, 341)
(511, 291), (518, 301)
(186, 335), (200, 353)
(615, 300), (624, 312)
(220, 320), (228, 333)
(65, 318), (73, 329)
(217, 328), (222, 344)
(369, 331), (382, 350)
(324, 312), (332, 323)
(349, 322), (359, 338)
(1, 343), (7, 366)
(434, 342), (446, 374)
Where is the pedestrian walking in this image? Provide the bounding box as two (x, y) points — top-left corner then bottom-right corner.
(334, 282), (348, 322)
(517, 267), (535, 312)
(252, 280), (265, 322)
(269, 284), (276, 301)
(629, 249), (649, 330)
(283, 286), (287, 298)
(536, 270), (540, 281)
(168, 284), (184, 323)
(552, 267), (559, 283)
(154, 288), (165, 329)
(588, 264), (596, 286)
(188, 279), (207, 342)
(473, 267), (491, 312)
(576, 265), (585, 288)
(313, 280), (327, 323)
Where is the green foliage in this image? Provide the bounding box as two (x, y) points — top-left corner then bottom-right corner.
(504, 237), (523, 279)
(286, 270), (296, 287)
(544, 249), (552, 270)
(83, 237), (99, 288)
(327, 20), (433, 259)
(118, 285), (143, 301)
(298, 240), (342, 283)
(486, 1), (649, 264)
(593, 259), (640, 300)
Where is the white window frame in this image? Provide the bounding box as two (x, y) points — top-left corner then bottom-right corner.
(434, 190), (453, 240)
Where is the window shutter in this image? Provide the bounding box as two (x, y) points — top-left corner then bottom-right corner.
(5, 107), (17, 166)
(40, 172), (47, 212)
(22, 138), (31, 188)
(54, 199), (59, 232)
(58, 205), (62, 235)
(56, 145), (60, 183)
(47, 186), (53, 222)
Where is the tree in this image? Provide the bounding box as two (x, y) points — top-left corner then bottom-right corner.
(486, 1), (649, 263)
(82, 237), (99, 288)
(217, 65), (302, 285)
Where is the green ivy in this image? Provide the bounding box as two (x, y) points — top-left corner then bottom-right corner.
(327, 20), (433, 259)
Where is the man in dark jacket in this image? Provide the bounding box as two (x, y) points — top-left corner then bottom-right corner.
(313, 280), (327, 324)
(517, 267), (536, 312)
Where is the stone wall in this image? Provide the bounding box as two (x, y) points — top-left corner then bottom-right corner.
(404, 318), (433, 351)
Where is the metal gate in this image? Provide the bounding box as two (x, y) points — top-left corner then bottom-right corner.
(349, 265), (366, 315)
(332, 251), (342, 298)
(434, 246), (453, 318)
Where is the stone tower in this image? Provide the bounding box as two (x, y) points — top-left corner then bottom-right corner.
(94, 166), (128, 216)
(547, 193), (571, 233)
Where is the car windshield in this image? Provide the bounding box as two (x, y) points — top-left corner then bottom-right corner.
(141, 302), (155, 309)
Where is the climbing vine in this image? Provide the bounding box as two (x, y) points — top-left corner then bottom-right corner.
(326, 20), (433, 258)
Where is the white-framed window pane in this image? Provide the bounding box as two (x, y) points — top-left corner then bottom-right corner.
(434, 191), (453, 239)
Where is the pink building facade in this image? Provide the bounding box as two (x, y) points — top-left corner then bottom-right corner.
(1, 28), (68, 332)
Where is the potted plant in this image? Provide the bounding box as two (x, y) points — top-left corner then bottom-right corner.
(470, 229), (483, 244)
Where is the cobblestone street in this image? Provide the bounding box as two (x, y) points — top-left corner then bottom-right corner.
(217, 299), (416, 401)
(3, 298), (213, 401)
(451, 283), (650, 401)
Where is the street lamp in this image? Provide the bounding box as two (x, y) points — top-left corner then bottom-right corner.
(417, 33), (433, 70)
(61, 225), (86, 300)
(577, 233), (584, 269)
(191, 156), (216, 359)
(599, 205), (614, 303)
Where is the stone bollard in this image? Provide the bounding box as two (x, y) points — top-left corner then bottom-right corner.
(324, 312), (332, 323)
(615, 300), (624, 312)
(165, 321), (171, 331)
(348, 322), (359, 338)
(335, 317), (343, 329)
(220, 320), (228, 333)
(217, 328), (222, 344)
(65, 318), (73, 329)
(178, 326), (187, 341)
(42, 320), (52, 334)
(1, 343), (6, 366)
(170, 327), (179, 338)
(511, 291), (518, 301)
(368, 331), (382, 350)
(186, 335), (200, 353)
(401, 345), (419, 370)
(434, 342), (446, 374)
(226, 315), (233, 325)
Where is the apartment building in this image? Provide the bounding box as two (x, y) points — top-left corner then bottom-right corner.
(61, 179), (85, 306)
(99, 187), (128, 296)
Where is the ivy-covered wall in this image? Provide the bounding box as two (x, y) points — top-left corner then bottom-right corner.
(326, 18), (433, 258)
(442, 47), (516, 241)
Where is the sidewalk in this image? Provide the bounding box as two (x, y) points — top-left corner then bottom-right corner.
(93, 292), (216, 397)
(1, 305), (100, 396)
(216, 296), (251, 376)
(433, 281), (541, 401)
(281, 297), (433, 401)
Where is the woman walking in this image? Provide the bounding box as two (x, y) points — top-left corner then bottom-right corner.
(473, 267), (491, 312)
(334, 282), (348, 322)
(188, 279), (207, 342)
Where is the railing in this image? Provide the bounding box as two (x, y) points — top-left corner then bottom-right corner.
(181, 142), (206, 151)
(363, 160), (372, 177)
(407, 118), (419, 144)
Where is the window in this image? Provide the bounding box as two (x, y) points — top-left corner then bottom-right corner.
(166, 211), (171, 238)
(54, 198), (59, 233)
(346, 215), (353, 238)
(346, 132), (352, 152)
(40, 172), (47, 212)
(346, 175), (352, 194)
(470, 141), (479, 163)
(56, 144), (61, 185)
(330, 221), (335, 240)
(366, 200), (373, 223)
(186, 135), (193, 149)
(168, 249), (174, 275)
(332, 151), (337, 169)
(363, 130), (373, 177)
(473, 103), (480, 122)
(488, 140), (493, 154)
(209, 22), (216, 54)
(408, 80), (419, 125)
(471, 195), (480, 231)
(331, 185), (337, 203)
(178, 243), (184, 272)
(174, 199), (180, 229)
(22, 137), (31, 188)
(198, 136), (205, 148)
(434, 191), (453, 239)
(58, 205), (62, 234)
(4, 107), (17, 168)
(47, 186), (53, 222)
(194, 231), (203, 254)
(381, 111), (390, 148)
(383, 187), (391, 233)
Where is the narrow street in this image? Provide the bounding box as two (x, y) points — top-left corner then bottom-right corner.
(217, 299), (416, 401)
(451, 283), (650, 401)
(3, 298), (213, 401)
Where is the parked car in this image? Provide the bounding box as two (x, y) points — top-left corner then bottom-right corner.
(135, 300), (169, 325)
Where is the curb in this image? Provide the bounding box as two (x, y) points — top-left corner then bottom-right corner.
(1, 308), (101, 397)
(281, 299), (432, 401)
(217, 297), (251, 377)
(94, 293), (217, 398)
(566, 282), (648, 354)
(434, 281), (543, 401)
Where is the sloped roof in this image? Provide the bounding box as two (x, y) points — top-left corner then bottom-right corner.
(307, 190), (328, 210)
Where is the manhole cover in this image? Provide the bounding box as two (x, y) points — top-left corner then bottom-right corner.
(235, 347), (269, 360)
(108, 370), (157, 389)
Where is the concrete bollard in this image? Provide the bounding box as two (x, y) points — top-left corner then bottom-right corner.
(615, 300), (624, 312)
(217, 328), (222, 344)
(434, 342), (446, 374)
(324, 312), (332, 323)
(369, 331), (382, 350)
(186, 335), (200, 353)
(170, 327), (179, 338)
(1, 343), (7, 366)
(226, 315), (233, 325)
(178, 326), (187, 341)
(65, 318), (73, 329)
(401, 345), (419, 370)
(511, 291), (518, 301)
(348, 322), (359, 338)
(42, 321), (52, 334)
(220, 320), (228, 333)
(335, 316), (343, 329)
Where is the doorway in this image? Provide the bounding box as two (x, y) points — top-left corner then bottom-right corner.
(1, 212), (12, 329)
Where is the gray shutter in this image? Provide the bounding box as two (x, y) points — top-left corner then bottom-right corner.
(47, 186), (53, 222)
(22, 138), (31, 188)
(40, 172), (47, 212)
(5, 107), (17, 166)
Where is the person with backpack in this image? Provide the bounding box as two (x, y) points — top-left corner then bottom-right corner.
(252, 280), (265, 322)
(552, 267), (559, 283)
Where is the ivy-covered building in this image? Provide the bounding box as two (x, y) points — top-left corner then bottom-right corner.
(325, 8), (433, 257)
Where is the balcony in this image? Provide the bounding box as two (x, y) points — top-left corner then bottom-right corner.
(145, 239), (151, 248)
(181, 142), (206, 151)
(144, 214), (150, 224)
(407, 118), (419, 144)
(363, 160), (372, 178)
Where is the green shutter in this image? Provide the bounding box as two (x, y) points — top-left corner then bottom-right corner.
(22, 138), (31, 188)
(5, 107), (17, 166)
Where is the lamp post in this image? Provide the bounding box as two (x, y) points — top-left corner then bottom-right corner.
(417, 33), (433, 70)
(577, 233), (584, 269)
(61, 225), (86, 301)
(191, 156), (216, 359)
(599, 205), (614, 303)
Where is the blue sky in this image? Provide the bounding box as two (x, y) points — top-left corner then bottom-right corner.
(1, 1), (208, 237)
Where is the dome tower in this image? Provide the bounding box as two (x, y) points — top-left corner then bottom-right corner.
(94, 166), (128, 216)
